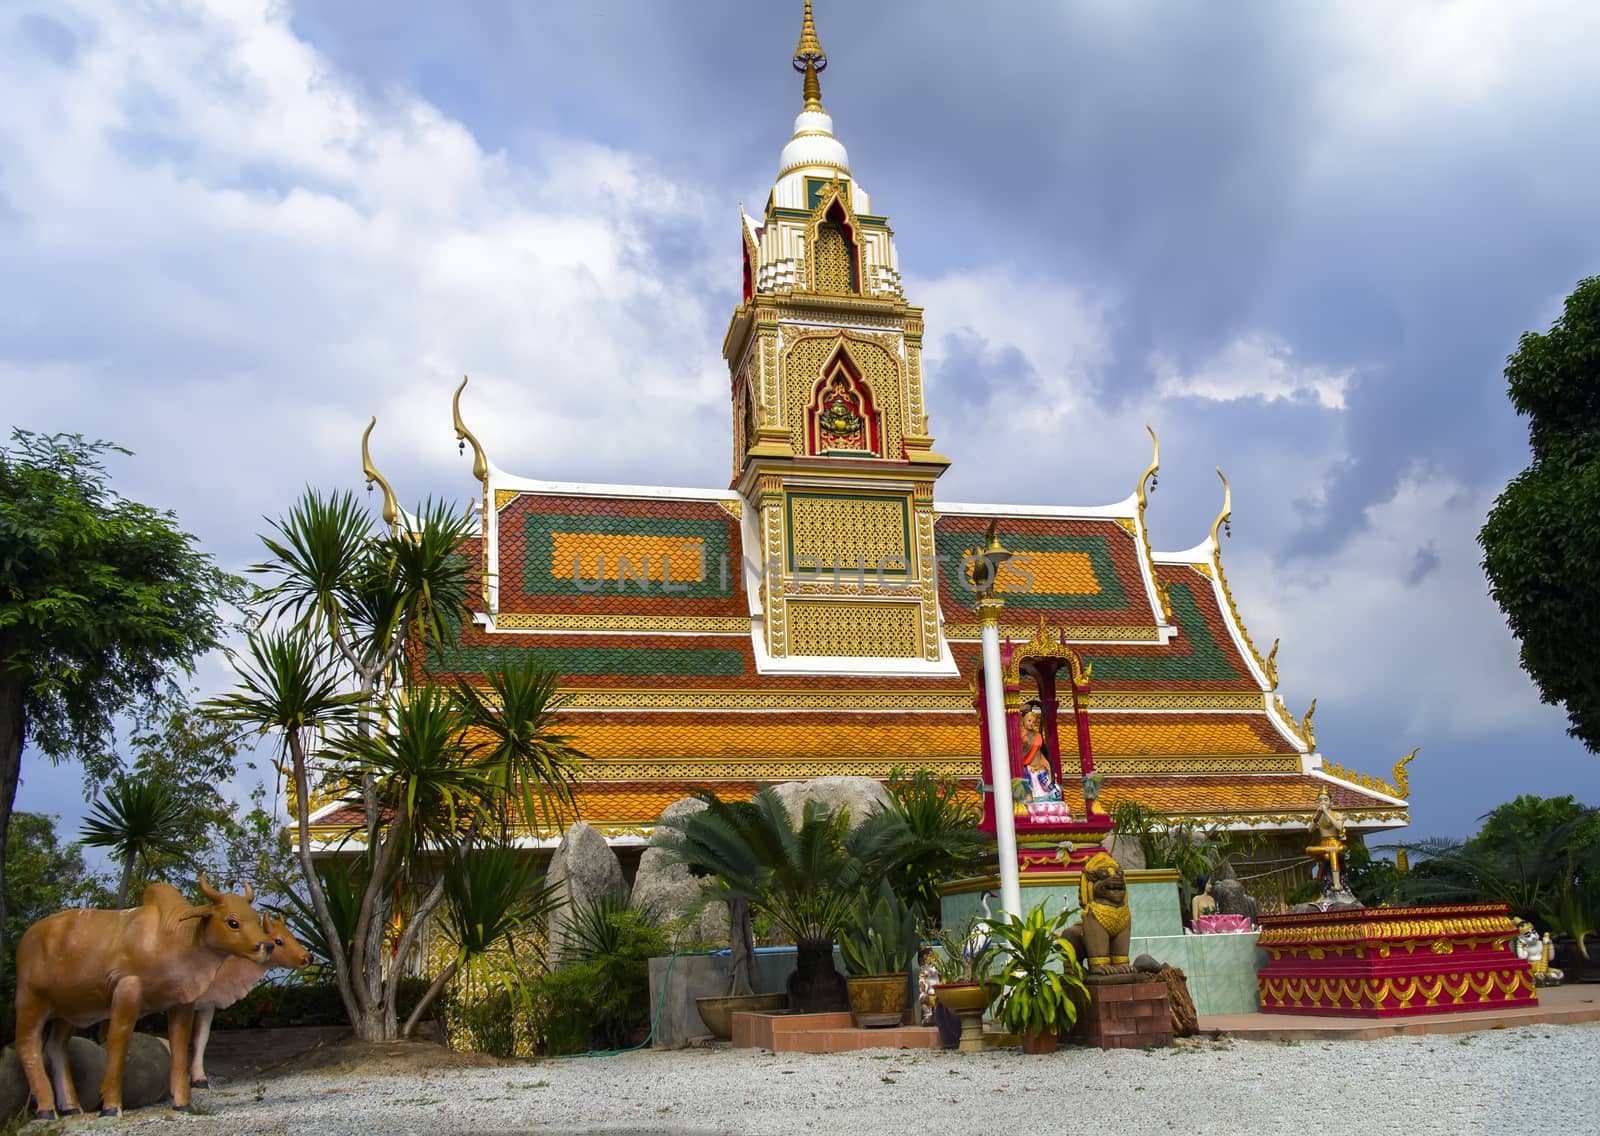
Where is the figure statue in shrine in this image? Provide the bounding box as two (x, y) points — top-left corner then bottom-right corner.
(1305, 788), (1349, 894)
(1015, 700), (1071, 821)
(818, 374), (865, 448)
(1190, 875), (1217, 923)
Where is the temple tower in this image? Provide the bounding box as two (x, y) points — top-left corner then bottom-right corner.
(724, 1), (954, 672)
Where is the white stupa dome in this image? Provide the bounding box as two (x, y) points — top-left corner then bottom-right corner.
(777, 109), (850, 176)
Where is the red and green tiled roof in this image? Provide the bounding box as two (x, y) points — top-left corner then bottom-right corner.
(935, 515), (1156, 628)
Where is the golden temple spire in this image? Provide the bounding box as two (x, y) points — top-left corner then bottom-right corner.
(793, 0), (828, 111)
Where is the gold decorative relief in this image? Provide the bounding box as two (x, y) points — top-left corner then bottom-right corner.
(788, 600), (921, 657)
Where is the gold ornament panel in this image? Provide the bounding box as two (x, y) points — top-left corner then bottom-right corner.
(787, 493), (910, 572)
(783, 332), (903, 459)
(787, 599), (921, 657)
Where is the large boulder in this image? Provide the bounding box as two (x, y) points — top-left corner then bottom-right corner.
(0, 1046), (26, 1120)
(772, 776), (892, 830)
(633, 798), (728, 947)
(1210, 877), (1260, 922)
(546, 820), (628, 961)
(1100, 832), (1147, 871)
(119, 1032), (170, 1110)
(0, 1036), (110, 1116)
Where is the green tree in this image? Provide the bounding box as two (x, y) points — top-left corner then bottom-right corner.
(0, 430), (241, 977)
(79, 775), (191, 906)
(209, 488), (583, 1040)
(1480, 277), (1600, 749)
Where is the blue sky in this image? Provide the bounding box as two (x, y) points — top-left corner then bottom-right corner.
(4, 0), (1599, 845)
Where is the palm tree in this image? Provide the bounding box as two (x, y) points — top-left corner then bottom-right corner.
(80, 775), (191, 906)
(401, 840), (560, 1038)
(653, 786), (861, 1012)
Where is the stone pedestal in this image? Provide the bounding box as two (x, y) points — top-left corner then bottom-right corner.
(1078, 980), (1173, 1049)
(1256, 902), (1537, 1017)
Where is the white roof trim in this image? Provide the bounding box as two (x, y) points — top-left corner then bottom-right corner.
(490, 473), (741, 503)
(1153, 537), (1217, 564)
(936, 492), (1139, 520)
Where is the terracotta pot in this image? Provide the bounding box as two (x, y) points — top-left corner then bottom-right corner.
(694, 993), (786, 1040)
(1020, 1029), (1059, 1055)
(845, 973), (908, 1028)
(931, 981), (991, 1015)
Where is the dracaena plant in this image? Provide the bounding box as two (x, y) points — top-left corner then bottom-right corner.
(987, 902), (1088, 1040)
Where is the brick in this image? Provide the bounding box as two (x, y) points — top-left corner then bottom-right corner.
(1096, 985), (1135, 1002)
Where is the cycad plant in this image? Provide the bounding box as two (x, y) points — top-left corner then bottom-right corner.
(652, 786), (861, 1012)
(848, 767), (985, 927)
(80, 774), (191, 906)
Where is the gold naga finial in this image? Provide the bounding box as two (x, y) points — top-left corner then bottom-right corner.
(1392, 747), (1419, 799)
(360, 416), (401, 535)
(1132, 424), (1174, 624)
(1301, 698), (1317, 750)
(1135, 422), (1160, 511)
(1265, 638), (1280, 689)
(793, 0), (828, 112)
(452, 375), (490, 485)
(1210, 467), (1233, 548)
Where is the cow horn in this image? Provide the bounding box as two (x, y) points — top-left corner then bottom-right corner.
(198, 872), (224, 903)
(240, 879), (255, 904)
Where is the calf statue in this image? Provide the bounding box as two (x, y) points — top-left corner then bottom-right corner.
(13, 873), (272, 1119)
(187, 908), (313, 1088)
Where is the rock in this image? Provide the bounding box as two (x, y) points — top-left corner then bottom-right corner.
(65, 1038), (106, 1112)
(634, 798), (729, 947)
(0, 1046), (27, 1120)
(1210, 877), (1260, 921)
(0, 1036), (109, 1116)
(118, 1032), (170, 1110)
(1100, 833), (1146, 871)
(772, 777), (891, 830)
(1133, 954), (1163, 973)
(546, 820), (628, 962)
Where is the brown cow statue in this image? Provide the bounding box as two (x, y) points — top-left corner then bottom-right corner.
(13, 873), (272, 1119)
(187, 908), (313, 1088)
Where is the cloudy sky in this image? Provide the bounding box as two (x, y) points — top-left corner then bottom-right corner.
(4, 0), (1599, 844)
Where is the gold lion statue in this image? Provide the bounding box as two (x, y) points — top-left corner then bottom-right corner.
(1060, 852), (1135, 978)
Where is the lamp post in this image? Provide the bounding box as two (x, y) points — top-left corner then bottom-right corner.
(974, 525), (1023, 919)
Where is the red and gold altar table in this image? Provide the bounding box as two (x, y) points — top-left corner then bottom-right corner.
(1256, 903), (1536, 1017)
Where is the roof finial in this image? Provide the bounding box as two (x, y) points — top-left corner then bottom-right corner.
(360, 416), (401, 536)
(1210, 467), (1233, 548)
(452, 375), (490, 485)
(793, 0), (827, 112)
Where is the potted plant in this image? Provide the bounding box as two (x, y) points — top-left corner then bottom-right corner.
(928, 914), (999, 1052)
(838, 883), (919, 1028)
(986, 901), (1088, 1054)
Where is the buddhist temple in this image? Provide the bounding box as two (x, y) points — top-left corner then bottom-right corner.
(309, 3), (1412, 886)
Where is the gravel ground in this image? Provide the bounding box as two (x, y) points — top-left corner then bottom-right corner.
(89, 1023), (1598, 1136)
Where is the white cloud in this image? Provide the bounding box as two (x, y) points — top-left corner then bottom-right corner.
(0, 0), (729, 574)
(1153, 334), (1352, 410)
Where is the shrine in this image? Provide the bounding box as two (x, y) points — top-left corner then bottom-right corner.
(306, 2), (1412, 884)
